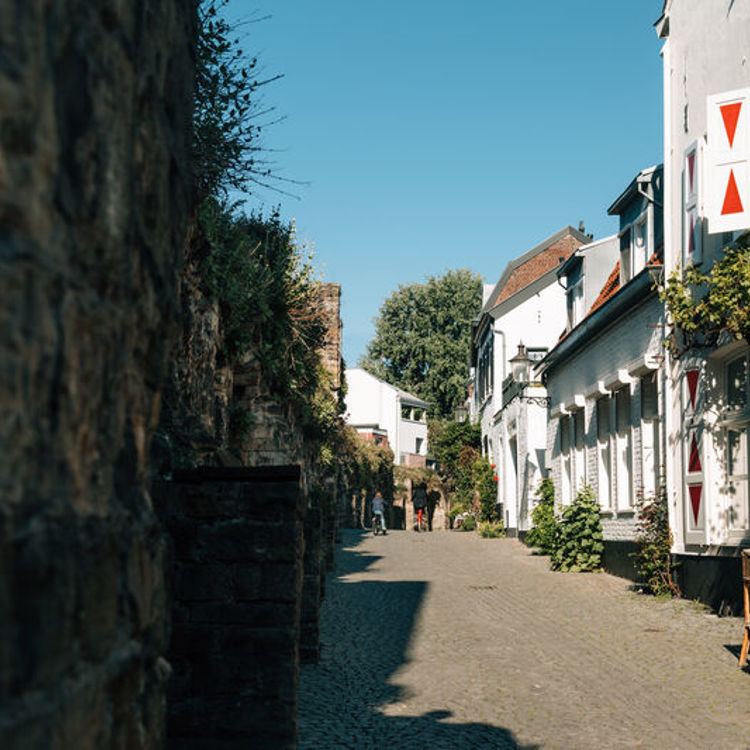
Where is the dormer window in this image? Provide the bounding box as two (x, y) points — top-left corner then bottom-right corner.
(619, 209), (652, 284)
(565, 265), (584, 329)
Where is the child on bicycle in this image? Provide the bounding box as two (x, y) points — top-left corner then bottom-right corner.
(372, 491), (387, 534)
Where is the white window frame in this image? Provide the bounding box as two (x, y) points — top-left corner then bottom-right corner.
(560, 414), (572, 505)
(721, 353), (750, 538)
(572, 408), (586, 493)
(566, 276), (584, 330)
(619, 207), (653, 284)
(596, 396), (612, 510)
(614, 385), (633, 510)
(640, 372), (660, 499)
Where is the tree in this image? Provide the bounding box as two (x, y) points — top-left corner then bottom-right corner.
(360, 269), (482, 418)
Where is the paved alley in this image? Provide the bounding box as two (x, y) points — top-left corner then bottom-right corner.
(298, 529), (750, 750)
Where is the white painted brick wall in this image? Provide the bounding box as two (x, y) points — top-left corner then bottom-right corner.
(545, 295), (664, 541)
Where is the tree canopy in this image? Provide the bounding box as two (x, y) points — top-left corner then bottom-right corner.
(359, 269), (481, 419)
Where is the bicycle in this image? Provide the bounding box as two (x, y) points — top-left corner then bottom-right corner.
(372, 513), (386, 535)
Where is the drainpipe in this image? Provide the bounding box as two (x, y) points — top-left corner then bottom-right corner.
(660, 33), (680, 553)
(494, 328), (507, 511)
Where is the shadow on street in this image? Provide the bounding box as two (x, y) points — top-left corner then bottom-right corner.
(298, 530), (536, 749)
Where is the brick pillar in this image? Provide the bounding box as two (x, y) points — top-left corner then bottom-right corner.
(157, 466), (305, 750)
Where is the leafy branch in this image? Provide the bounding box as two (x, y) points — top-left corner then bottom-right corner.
(660, 237), (750, 356)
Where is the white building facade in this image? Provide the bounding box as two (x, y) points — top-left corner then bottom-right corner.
(540, 167), (665, 577)
(471, 226), (590, 534)
(657, 0), (750, 603)
(344, 368), (429, 466)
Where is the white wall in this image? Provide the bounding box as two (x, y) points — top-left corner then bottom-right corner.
(344, 368), (428, 462)
(545, 295), (664, 542)
(662, 2), (750, 551)
(344, 368), (399, 452)
(399, 414), (428, 456)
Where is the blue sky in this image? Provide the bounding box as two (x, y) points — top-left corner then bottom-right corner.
(224, 1), (665, 365)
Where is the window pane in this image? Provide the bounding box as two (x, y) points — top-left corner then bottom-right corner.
(634, 218), (648, 269)
(615, 387), (630, 434)
(597, 397), (610, 441)
(727, 428), (747, 477)
(560, 415), (570, 453)
(574, 409), (585, 449)
(727, 356), (747, 409)
(641, 373), (658, 420)
(596, 396), (610, 442)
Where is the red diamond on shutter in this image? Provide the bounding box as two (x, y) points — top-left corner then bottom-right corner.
(688, 215), (695, 254)
(689, 484), (702, 525)
(689, 434), (701, 472)
(686, 369), (699, 409)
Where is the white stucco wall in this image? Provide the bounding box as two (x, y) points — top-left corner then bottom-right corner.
(344, 368), (428, 463)
(661, 1), (750, 551)
(475, 273), (570, 532)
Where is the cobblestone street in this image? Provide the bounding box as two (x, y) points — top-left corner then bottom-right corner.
(298, 529), (750, 749)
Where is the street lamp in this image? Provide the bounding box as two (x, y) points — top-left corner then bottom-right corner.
(510, 342), (531, 383)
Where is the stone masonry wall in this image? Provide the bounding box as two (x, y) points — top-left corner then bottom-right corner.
(0, 3), (194, 747)
(156, 467), (305, 750)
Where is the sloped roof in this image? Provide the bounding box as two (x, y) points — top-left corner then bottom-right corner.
(540, 253), (662, 369)
(587, 261), (621, 317)
(397, 387), (428, 408)
(482, 226), (590, 314)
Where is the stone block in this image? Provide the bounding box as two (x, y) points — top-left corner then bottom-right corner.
(232, 562), (298, 603)
(10, 520), (77, 692)
(197, 521), (299, 564)
(175, 563), (231, 602)
(77, 537), (121, 664)
(189, 601), (296, 627)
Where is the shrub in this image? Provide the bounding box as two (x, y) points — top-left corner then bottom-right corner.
(474, 456), (499, 522)
(526, 478), (557, 554)
(632, 485), (681, 597)
(551, 485), (603, 573)
(460, 514), (476, 532)
(477, 520), (505, 538)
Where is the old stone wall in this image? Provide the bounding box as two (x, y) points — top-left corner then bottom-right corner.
(156, 467), (304, 750)
(0, 3), (194, 748)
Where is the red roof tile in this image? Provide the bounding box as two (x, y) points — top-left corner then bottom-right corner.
(494, 234), (583, 305)
(587, 261), (621, 316)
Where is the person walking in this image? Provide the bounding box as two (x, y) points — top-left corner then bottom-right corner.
(372, 491), (387, 534)
(412, 482), (428, 531)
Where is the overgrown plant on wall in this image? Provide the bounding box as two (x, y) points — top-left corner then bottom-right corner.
(660, 236), (750, 355)
(337, 426), (395, 501)
(632, 486), (681, 597)
(193, 1), (348, 465)
(550, 485), (603, 573)
(195, 0), (292, 200)
(526, 478), (557, 554)
(201, 200), (325, 385)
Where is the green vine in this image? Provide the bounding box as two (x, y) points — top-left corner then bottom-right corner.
(632, 486), (680, 597)
(660, 236), (750, 355)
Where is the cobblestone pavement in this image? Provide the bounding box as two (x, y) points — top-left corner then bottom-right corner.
(298, 529), (750, 749)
